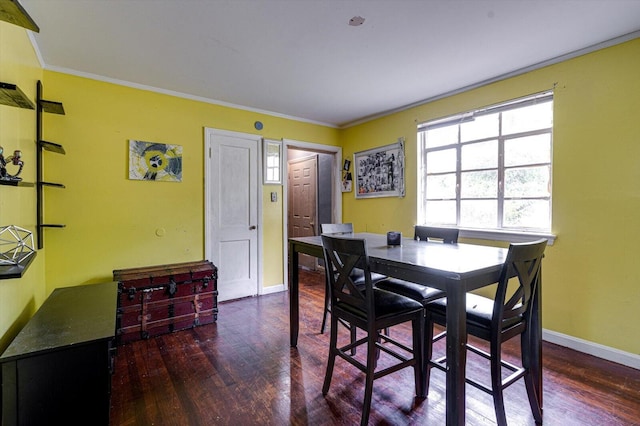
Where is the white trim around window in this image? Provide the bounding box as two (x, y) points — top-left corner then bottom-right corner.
(458, 227), (556, 245)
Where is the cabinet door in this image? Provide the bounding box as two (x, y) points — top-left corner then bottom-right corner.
(7, 342), (111, 425)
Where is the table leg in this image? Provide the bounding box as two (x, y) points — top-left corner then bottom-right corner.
(446, 280), (467, 426)
(289, 241), (300, 347)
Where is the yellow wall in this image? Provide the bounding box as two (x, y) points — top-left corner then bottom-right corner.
(263, 186), (284, 284)
(3, 18), (639, 360)
(40, 71), (339, 295)
(0, 21), (338, 350)
(341, 38), (640, 355)
(0, 22), (46, 352)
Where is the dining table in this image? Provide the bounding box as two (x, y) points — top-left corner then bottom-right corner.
(288, 232), (543, 426)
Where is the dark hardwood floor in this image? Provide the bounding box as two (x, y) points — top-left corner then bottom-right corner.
(110, 269), (640, 425)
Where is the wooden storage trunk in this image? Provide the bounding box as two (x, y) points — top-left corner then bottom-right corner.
(113, 260), (218, 345)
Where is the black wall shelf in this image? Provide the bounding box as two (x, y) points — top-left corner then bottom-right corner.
(36, 81), (66, 249)
(38, 140), (65, 154)
(0, 82), (35, 109)
(39, 100), (64, 115)
(0, 0), (39, 32)
(0, 252), (36, 280)
(38, 182), (65, 188)
(0, 180), (34, 187)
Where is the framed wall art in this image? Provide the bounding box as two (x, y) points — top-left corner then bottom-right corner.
(354, 138), (405, 199)
(129, 140), (182, 182)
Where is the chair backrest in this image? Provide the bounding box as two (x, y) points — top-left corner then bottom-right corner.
(493, 239), (547, 331)
(321, 234), (374, 316)
(414, 226), (459, 244)
(321, 223), (354, 235)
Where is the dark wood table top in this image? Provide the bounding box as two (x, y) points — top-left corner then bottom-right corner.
(0, 281), (118, 362)
(290, 232), (509, 288)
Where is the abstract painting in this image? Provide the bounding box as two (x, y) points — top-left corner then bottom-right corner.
(129, 140), (182, 182)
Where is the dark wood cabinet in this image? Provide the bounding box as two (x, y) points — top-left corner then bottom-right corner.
(0, 281), (117, 425)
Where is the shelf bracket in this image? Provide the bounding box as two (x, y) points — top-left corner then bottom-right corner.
(36, 80), (66, 250)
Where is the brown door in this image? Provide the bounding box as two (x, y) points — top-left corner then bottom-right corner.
(288, 155), (318, 270)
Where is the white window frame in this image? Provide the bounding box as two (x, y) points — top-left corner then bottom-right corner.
(417, 92), (556, 245)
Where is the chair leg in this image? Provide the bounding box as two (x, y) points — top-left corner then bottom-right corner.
(320, 276), (330, 334)
(361, 329), (378, 426)
(376, 328), (390, 362)
(322, 314), (339, 395)
(320, 304), (328, 334)
(350, 324), (357, 355)
(413, 314), (426, 398)
(423, 313), (435, 395)
(490, 338), (508, 426)
(521, 331), (543, 423)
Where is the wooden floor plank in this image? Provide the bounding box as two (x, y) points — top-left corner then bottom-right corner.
(110, 269), (640, 425)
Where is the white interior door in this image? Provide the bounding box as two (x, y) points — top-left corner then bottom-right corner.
(205, 128), (260, 302)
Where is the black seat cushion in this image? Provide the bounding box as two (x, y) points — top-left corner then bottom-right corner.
(376, 278), (445, 305)
(428, 293), (521, 331)
(350, 269), (387, 286)
(337, 287), (423, 320)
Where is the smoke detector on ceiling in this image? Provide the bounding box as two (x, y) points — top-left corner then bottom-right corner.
(349, 16), (365, 26)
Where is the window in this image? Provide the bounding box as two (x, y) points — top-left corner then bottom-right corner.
(263, 139), (282, 184)
(418, 92), (553, 236)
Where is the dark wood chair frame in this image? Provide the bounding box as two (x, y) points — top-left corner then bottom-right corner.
(425, 239), (547, 426)
(319, 223), (356, 335)
(376, 226), (459, 339)
(320, 223), (354, 235)
(413, 225), (459, 244)
(321, 234), (426, 426)
(319, 223), (386, 334)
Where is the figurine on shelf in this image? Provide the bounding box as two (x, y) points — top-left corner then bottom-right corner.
(0, 146), (24, 181)
(0, 146), (7, 180)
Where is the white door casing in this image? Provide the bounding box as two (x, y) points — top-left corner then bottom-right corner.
(205, 128), (261, 302)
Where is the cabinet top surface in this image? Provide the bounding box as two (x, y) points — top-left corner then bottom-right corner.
(0, 281), (118, 361)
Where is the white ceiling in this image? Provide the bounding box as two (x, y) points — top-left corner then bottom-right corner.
(21, 0), (640, 128)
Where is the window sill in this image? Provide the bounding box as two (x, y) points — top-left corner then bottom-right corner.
(458, 228), (556, 246)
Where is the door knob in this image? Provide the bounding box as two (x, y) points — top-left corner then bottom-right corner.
(249, 225), (257, 230)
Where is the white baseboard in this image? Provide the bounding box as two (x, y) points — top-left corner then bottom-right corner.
(543, 329), (640, 370)
(261, 284), (286, 295)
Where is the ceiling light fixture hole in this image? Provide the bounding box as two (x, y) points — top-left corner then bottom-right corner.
(349, 16), (365, 26)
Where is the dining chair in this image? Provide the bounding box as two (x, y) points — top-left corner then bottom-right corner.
(414, 225), (459, 244)
(376, 226), (459, 316)
(319, 223), (387, 334)
(425, 239), (547, 426)
(320, 234), (426, 426)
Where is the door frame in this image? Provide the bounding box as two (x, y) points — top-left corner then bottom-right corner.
(282, 138), (342, 291)
(204, 127), (263, 296)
